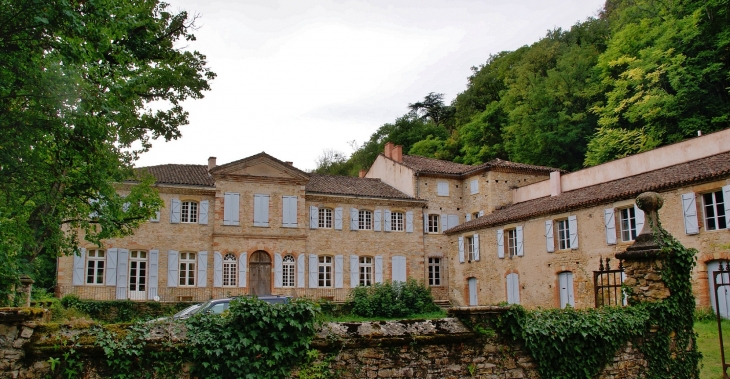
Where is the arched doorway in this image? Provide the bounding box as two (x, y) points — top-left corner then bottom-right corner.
(250, 251), (271, 296)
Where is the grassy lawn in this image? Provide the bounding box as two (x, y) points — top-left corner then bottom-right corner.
(696, 319), (730, 379)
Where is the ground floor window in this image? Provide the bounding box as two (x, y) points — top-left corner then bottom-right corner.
(223, 253), (237, 287)
(86, 249), (105, 284)
(318, 256), (332, 287)
(179, 252), (196, 286)
(359, 256), (373, 286)
(428, 258), (441, 286)
(282, 255), (295, 287)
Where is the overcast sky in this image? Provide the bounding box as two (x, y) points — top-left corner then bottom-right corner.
(135, 0), (606, 171)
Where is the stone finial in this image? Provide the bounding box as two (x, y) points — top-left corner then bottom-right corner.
(635, 192), (663, 237)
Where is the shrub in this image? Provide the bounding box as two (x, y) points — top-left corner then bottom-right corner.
(348, 279), (439, 318)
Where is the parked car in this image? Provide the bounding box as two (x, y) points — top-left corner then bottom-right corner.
(147, 303), (202, 323)
(183, 295), (291, 319)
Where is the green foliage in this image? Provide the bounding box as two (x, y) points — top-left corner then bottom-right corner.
(186, 297), (320, 379)
(348, 279), (439, 318)
(60, 295), (190, 323)
(0, 0), (215, 301)
(295, 350), (335, 379)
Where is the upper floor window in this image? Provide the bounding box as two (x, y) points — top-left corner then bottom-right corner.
(703, 190), (727, 231)
(318, 256), (333, 287)
(437, 182), (449, 196)
(359, 256), (373, 286)
(466, 236), (476, 261)
(428, 214), (439, 233)
(620, 207), (638, 241)
(358, 210), (372, 230)
(222, 253), (237, 287)
(557, 219), (570, 250)
(506, 229), (518, 258)
(391, 212), (404, 232)
(179, 252), (196, 287)
(318, 208), (333, 228)
(181, 201), (198, 223)
(282, 255), (295, 287)
(470, 179), (479, 194)
(86, 249), (105, 285)
(428, 257), (441, 286)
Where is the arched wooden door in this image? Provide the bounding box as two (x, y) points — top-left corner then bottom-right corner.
(250, 251), (271, 296)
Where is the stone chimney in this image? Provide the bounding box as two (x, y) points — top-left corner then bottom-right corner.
(285, 161), (293, 166)
(392, 145), (403, 162)
(384, 142), (394, 159)
(550, 171), (561, 197)
(208, 157), (217, 171)
(359, 170), (367, 178)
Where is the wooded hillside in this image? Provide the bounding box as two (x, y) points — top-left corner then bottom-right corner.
(314, 0), (730, 175)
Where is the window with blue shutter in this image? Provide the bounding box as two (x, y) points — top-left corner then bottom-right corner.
(167, 251), (178, 287)
(309, 206), (319, 229)
(148, 250), (159, 300)
(253, 194), (269, 227)
(170, 199), (181, 224)
(199, 200), (209, 225)
(116, 249), (129, 299)
(604, 208), (617, 245)
(405, 211), (413, 233)
(197, 251), (208, 288)
(497, 229), (505, 259)
(224, 193), (240, 225)
(282, 196), (297, 227)
(239, 252), (248, 288)
(681, 193), (700, 234)
(334, 207), (343, 230)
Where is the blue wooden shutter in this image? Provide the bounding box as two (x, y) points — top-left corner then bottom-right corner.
(392, 256), (406, 282)
(458, 237), (465, 263)
(197, 251), (208, 287)
(681, 193), (699, 234)
(199, 200), (209, 225)
(297, 254), (306, 288)
(466, 213), (471, 222)
(478, 210), (484, 217)
(283, 196), (297, 227)
(545, 220), (555, 252)
(568, 215), (578, 249)
(423, 213), (429, 233)
(448, 215), (459, 230)
(437, 182), (448, 196)
(350, 255), (359, 288)
(474, 233), (481, 260)
(405, 211), (413, 233)
(310, 206), (319, 229)
(604, 208), (617, 245)
(170, 199), (181, 224)
(239, 252), (247, 287)
(516, 226), (524, 257)
(470, 179), (478, 194)
(167, 250), (178, 287)
(254, 194), (270, 226)
(116, 249), (129, 300)
(374, 209), (382, 231)
(440, 214), (447, 233)
(148, 250), (159, 300)
(724, 185), (730, 228)
(374, 256), (383, 283)
(334, 255), (344, 288)
(497, 229), (505, 259)
(73, 248), (86, 286)
(634, 204), (645, 235)
(224, 193), (240, 225)
(384, 210), (392, 232)
(350, 208), (358, 230)
(213, 252), (223, 287)
(274, 253), (283, 288)
(309, 254), (318, 288)
(106, 248), (118, 286)
(334, 207), (343, 230)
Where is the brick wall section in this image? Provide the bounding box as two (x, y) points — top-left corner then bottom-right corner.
(449, 179), (730, 308)
(6, 311), (647, 379)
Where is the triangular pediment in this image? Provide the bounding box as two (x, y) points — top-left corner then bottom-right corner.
(209, 152), (310, 181)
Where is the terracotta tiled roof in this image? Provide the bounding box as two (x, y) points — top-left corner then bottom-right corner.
(306, 174), (419, 200)
(446, 152), (730, 235)
(399, 155), (560, 176)
(135, 164), (215, 187)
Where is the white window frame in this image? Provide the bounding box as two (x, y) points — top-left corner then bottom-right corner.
(179, 252), (196, 287)
(428, 257), (441, 286)
(282, 255), (295, 288)
(358, 210), (373, 230)
(359, 256), (373, 286)
(222, 253), (237, 287)
(318, 256), (333, 288)
(619, 207), (638, 242)
(466, 236), (476, 261)
(703, 190), (727, 231)
(391, 211), (404, 232)
(318, 208), (333, 229)
(86, 249), (106, 285)
(180, 201), (198, 223)
(506, 229), (518, 258)
(557, 219), (570, 250)
(427, 214), (439, 233)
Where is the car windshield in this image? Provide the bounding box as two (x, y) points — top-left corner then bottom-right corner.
(173, 304), (201, 318)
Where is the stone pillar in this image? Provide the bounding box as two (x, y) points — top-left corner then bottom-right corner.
(18, 275), (34, 308)
(615, 192), (670, 303)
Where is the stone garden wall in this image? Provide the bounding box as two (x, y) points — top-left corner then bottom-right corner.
(1, 307), (647, 379)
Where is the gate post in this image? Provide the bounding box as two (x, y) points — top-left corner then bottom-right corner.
(615, 192), (670, 304)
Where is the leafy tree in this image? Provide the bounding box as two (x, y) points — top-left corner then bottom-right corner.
(0, 0), (215, 295)
(408, 92), (456, 131)
(311, 149), (354, 176)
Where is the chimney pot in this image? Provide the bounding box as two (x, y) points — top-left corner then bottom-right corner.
(384, 142), (394, 158)
(208, 156), (217, 171)
(285, 161), (293, 166)
(392, 145), (403, 162)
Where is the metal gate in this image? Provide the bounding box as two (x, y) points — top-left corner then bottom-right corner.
(593, 257), (625, 308)
(712, 262), (730, 378)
